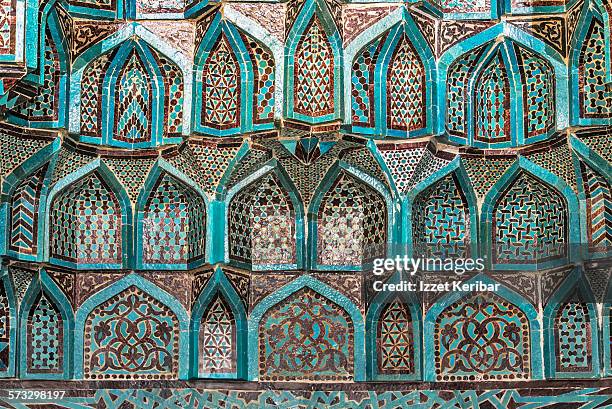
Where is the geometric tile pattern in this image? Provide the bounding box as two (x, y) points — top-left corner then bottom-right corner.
(446, 46), (485, 140)
(294, 15), (335, 117)
(351, 35), (383, 127)
(387, 34), (425, 132)
(114, 51), (152, 144)
(143, 172), (206, 264)
(0, 0), (15, 55)
(0, 0), (611, 395)
(199, 293), (235, 374)
(228, 172), (296, 266)
(579, 160), (612, 253)
(80, 51), (114, 138)
(515, 44), (555, 139)
(157, 55), (184, 136)
(377, 299), (413, 374)
(554, 292), (592, 373)
(412, 173), (470, 259)
(3, 388), (611, 408)
(474, 51), (511, 144)
(493, 172), (568, 265)
(202, 34), (240, 130)
(242, 34), (275, 125)
(10, 30), (60, 122)
(26, 292), (63, 374)
(579, 19), (612, 119)
(9, 164), (47, 256)
(317, 172), (386, 266)
(50, 172), (122, 265)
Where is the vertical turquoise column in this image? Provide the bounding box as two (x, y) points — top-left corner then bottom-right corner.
(208, 200), (226, 264)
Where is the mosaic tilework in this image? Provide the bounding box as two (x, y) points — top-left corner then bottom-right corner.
(554, 292), (592, 373)
(317, 172), (386, 266)
(50, 172), (122, 265)
(579, 161), (612, 253)
(412, 173), (471, 259)
(579, 19), (612, 119)
(387, 34), (426, 132)
(475, 51), (511, 144)
(377, 299), (413, 374)
(80, 51), (114, 138)
(9, 29), (61, 123)
(26, 292), (63, 374)
(202, 34), (240, 130)
(0, 0), (610, 398)
(142, 172), (206, 265)
(515, 44), (556, 140)
(0, 387), (609, 408)
(228, 172), (296, 266)
(242, 34), (275, 125)
(435, 293), (530, 381)
(493, 172), (568, 265)
(79, 40), (184, 147)
(446, 45), (486, 140)
(199, 293), (235, 374)
(293, 15), (335, 118)
(83, 286), (179, 380)
(188, 141), (241, 196)
(0, 0), (14, 55)
(114, 51), (152, 144)
(157, 54), (184, 137)
(259, 287), (353, 381)
(8, 164), (47, 256)
(351, 36), (383, 128)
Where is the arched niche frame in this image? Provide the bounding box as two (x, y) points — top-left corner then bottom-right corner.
(7, 5), (69, 128)
(345, 9), (436, 137)
(365, 271), (422, 381)
(69, 23), (193, 139)
(23, 0), (66, 69)
(569, 6), (612, 126)
(404, 157), (479, 260)
(543, 267), (601, 379)
(438, 23), (569, 147)
(222, 159), (306, 271)
(224, 5), (284, 121)
(284, 0), (343, 124)
(99, 40), (165, 147)
(247, 274), (365, 381)
(481, 156), (580, 270)
(570, 135), (612, 259)
(190, 267), (247, 379)
(135, 158), (210, 270)
(42, 159), (133, 269)
(0, 139), (59, 259)
(423, 273), (544, 381)
(0, 266), (18, 378)
(19, 269), (74, 380)
(73, 273), (190, 380)
(194, 14), (272, 136)
(308, 160), (395, 271)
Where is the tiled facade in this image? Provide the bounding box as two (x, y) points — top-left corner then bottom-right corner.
(0, 0), (610, 406)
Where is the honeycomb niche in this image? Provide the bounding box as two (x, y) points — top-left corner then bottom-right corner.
(0, 0), (610, 406)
